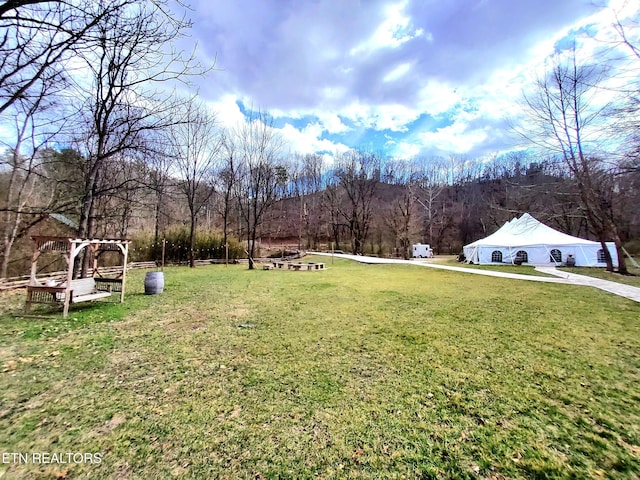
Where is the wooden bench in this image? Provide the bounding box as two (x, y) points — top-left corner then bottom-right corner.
(25, 277), (115, 313)
(67, 277), (113, 303)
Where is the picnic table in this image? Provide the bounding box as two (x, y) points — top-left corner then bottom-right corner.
(270, 261), (325, 271)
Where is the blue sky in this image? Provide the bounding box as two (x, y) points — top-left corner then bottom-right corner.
(183, 0), (639, 161)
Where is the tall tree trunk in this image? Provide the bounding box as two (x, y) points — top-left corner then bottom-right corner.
(154, 188), (162, 245)
(189, 213), (196, 268)
(1, 235), (16, 281)
(246, 214), (254, 270)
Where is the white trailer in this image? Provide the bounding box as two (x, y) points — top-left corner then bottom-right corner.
(412, 243), (433, 258)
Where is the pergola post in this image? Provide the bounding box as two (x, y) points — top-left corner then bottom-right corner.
(118, 242), (129, 303)
(62, 238), (75, 318)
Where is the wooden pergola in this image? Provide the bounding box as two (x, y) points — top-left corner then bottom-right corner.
(25, 236), (130, 317)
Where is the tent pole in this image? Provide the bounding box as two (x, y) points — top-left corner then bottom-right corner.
(542, 244), (555, 265)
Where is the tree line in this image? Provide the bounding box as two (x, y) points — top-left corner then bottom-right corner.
(1, 0), (638, 278)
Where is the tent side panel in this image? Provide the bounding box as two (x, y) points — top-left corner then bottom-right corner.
(573, 243), (618, 267)
(462, 244), (479, 263)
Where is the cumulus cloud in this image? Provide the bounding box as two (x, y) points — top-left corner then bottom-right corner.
(316, 113), (351, 134)
(418, 118), (488, 155)
(188, 0), (627, 159)
(349, 0), (426, 56)
(206, 95), (246, 130)
(279, 123), (351, 156)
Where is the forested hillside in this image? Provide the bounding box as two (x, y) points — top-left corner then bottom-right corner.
(2, 148), (638, 278)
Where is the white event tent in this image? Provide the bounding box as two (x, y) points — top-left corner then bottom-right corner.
(463, 213), (618, 267)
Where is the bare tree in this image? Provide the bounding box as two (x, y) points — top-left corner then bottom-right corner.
(143, 136), (175, 246)
(519, 49), (629, 273)
(233, 110), (284, 269)
(1, 0), (206, 274)
(383, 191), (415, 259)
(71, 0), (205, 242)
(329, 151), (380, 255)
(0, 0), (129, 115)
(282, 155), (304, 250)
(607, 2), (640, 172)
(0, 85), (65, 279)
(102, 153), (147, 238)
(299, 153), (325, 249)
(409, 157), (447, 249)
(262, 162), (290, 252)
(169, 100), (220, 268)
(214, 130), (241, 264)
(323, 174), (344, 251)
(1, 147), (40, 280)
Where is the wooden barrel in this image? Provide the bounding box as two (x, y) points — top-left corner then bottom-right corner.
(144, 272), (164, 294)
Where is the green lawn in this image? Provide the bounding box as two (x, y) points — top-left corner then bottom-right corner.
(1, 256), (639, 479)
(444, 256), (640, 285)
(559, 265), (640, 288)
(441, 258), (553, 277)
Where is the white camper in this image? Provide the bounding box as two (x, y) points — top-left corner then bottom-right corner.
(412, 243), (433, 258)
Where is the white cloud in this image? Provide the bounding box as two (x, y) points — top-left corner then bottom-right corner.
(394, 141), (422, 159)
(416, 81), (463, 117)
(468, 68), (528, 122)
(279, 122), (350, 156)
(383, 62), (412, 83)
(320, 85), (349, 102)
(332, 101), (421, 132)
(349, 0), (425, 56)
(316, 113), (351, 134)
(372, 104), (420, 131)
(418, 118), (489, 154)
(207, 95), (247, 130)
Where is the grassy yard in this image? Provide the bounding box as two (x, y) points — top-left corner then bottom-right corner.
(441, 258), (553, 277)
(559, 265), (640, 288)
(1, 256), (639, 479)
(443, 256), (640, 285)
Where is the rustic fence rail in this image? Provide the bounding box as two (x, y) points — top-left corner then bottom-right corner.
(0, 261), (158, 292)
(1, 253), (305, 292)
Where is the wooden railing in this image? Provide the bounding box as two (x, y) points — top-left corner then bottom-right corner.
(0, 253), (304, 292)
(0, 261), (156, 291)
